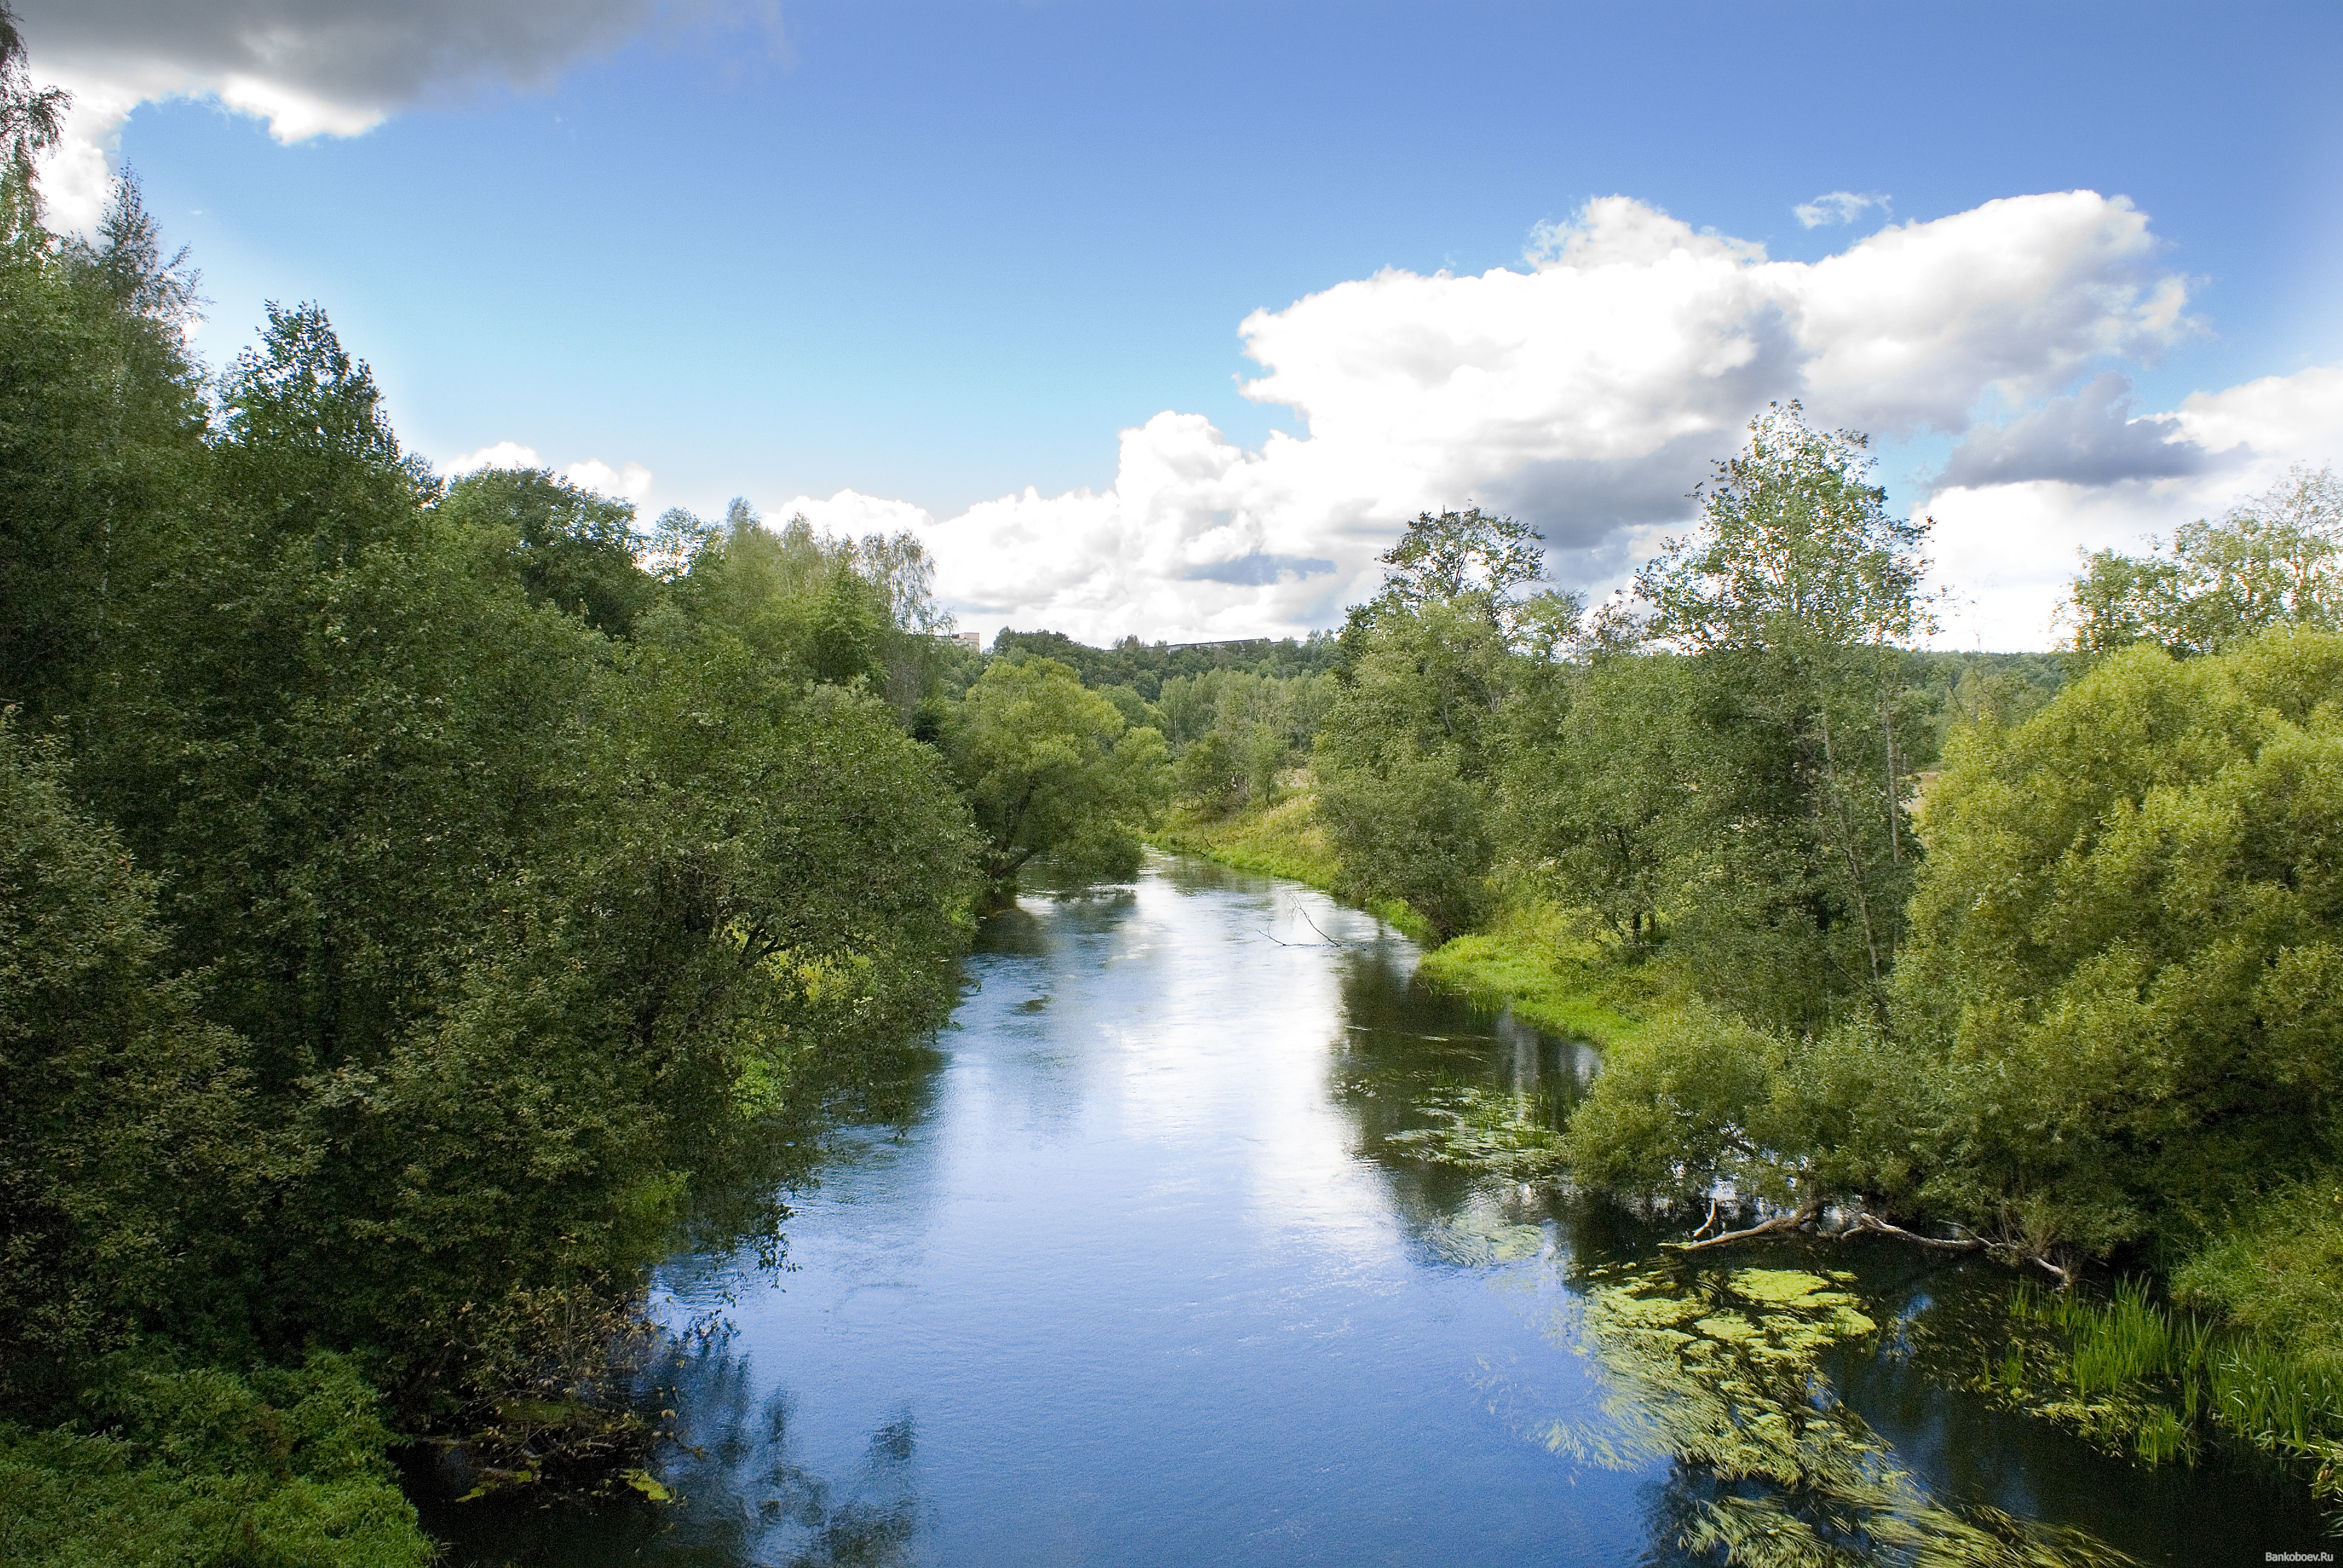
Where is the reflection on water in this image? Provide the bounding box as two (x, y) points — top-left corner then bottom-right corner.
(424, 854), (2324, 1566)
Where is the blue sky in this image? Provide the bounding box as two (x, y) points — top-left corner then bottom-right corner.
(27, 1), (2343, 645)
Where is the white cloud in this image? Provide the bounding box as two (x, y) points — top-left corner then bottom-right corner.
(15, 0), (698, 230)
(448, 439), (543, 474)
(1934, 372), (2208, 491)
(445, 440), (655, 505)
(1924, 364), (2343, 650)
(1794, 190), (1887, 228)
(775, 192), (2266, 648)
(560, 457), (654, 504)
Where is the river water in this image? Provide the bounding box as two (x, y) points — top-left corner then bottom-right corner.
(428, 854), (2324, 1566)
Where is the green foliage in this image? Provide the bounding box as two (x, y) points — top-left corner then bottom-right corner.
(1639, 404), (1933, 656)
(0, 726), (260, 1398)
(946, 656), (1168, 901)
(438, 466), (655, 636)
(1498, 652), (1695, 942)
(1559, 1005), (1802, 1207)
(1627, 403), (1934, 1025)
(2173, 1176), (2343, 1368)
(1897, 630), (2343, 1253)
(0, 151), (983, 1534)
(0, 1354), (430, 1568)
(0, 9), (66, 193)
(1317, 739), (1494, 942)
(666, 505), (955, 711)
(1363, 505), (1548, 623)
(1172, 727), (1247, 815)
(0, 172), (208, 725)
(990, 626), (1341, 699)
(1312, 507), (1576, 941)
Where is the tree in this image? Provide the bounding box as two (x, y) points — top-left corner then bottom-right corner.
(0, 173), (208, 727)
(439, 466), (655, 636)
(946, 657), (1168, 903)
(1631, 403), (1935, 1023)
(1894, 629), (2343, 1258)
(1364, 506), (1547, 624)
(0, 5), (65, 196)
(1315, 508), (1576, 941)
(2063, 465), (2343, 658)
(1499, 651), (1697, 943)
(0, 725), (260, 1399)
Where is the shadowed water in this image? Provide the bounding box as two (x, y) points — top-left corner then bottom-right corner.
(422, 854), (2325, 1566)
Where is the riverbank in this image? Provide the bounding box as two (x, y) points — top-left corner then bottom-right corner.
(1152, 792), (1437, 942)
(1152, 792), (1679, 1050)
(1413, 902), (1684, 1052)
(1152, 794), (2343, 1531)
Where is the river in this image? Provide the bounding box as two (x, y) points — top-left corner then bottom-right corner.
(424, 854), (2324, 1566)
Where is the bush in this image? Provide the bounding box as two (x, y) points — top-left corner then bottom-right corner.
(0, 1354), (430, 1568)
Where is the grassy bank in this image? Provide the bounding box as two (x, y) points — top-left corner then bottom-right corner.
(1152, 791), (1343, 890)
(1150, 790), (1437, 942)
(1152, 792), (1689, 1046)
(1413, 901), (1691, 1051)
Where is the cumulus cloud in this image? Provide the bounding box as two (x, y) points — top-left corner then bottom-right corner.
(447, 439), (655, 505)
(775, 192), (2246, 647)
(1794, 191), (1887, 228)
(448, 439), (545, 474)
(560, 457), (655, 504)
(15, 0), (691, 229)
(1935, 372), (2210, 490)
(1925, 364), (2343, 649)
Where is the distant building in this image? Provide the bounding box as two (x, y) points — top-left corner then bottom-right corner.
(954, 631), (983, 650)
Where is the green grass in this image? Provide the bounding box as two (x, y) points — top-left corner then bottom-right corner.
(1153, 791), (1342, 889)
(1150, 791), (1433, 940)
(1155, 796), (1696, 1047)
(1414, 901), (1691, 1051)
(1985, 1276), (2343, 1489)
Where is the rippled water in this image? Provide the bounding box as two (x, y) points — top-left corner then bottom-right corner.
(425, 854), (2324, 1566)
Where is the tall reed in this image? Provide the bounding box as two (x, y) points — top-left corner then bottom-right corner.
(2005, 1277), (2343, 1470)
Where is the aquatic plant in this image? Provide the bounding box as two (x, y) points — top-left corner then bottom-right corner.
(1545, 1261), (2140, 1567)
(1976, 1277), (2343, 1510)
(1383, 1080), (1568, 1180)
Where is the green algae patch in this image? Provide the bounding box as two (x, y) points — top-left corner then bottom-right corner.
(1427, 1213), (1550, 1268)
(1384, 1083), (1567, 1181)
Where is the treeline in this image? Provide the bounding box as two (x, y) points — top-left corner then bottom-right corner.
(989, 626), (1341, 694)
(1297, 407), (2343, 1485)
(0, 37), (1170, 1560)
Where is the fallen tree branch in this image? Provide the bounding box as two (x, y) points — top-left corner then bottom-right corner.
(1837, 1211), (1986, 1252)
(1666, 1200), (1820, 1252)
(1691, 1195), (1724, 1240)
(1296, 906), (1353, 948)
(2030, 1252), (2076, 1290)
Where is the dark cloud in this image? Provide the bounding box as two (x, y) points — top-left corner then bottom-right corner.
(1478, 428), (1723, 550)
(16, 0), (738, 125)
(1934, 373), (2209, 491)
(1182, 554), (1336, 587)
